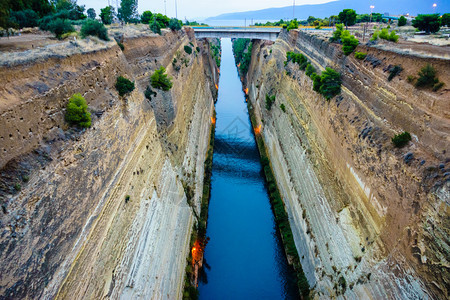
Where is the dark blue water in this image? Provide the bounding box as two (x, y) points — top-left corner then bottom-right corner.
(198, 39), (299, 299)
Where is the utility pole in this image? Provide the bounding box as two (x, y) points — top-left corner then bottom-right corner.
(293, 0), (295, 20)
(175, 0), (178, 19)
(164, 0), (167, 15)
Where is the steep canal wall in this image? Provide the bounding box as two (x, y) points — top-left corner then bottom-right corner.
(0, 26), (218, 299)
(243, 30), (449, 299)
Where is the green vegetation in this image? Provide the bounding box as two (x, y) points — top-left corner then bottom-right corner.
(378, 28), (399, 42)
(9, 9), (39, 28)
(407, 75), (416, 83)
(144, 86), (157, 100)
(330, 23), (344, 42)
(305, 63), (316, 77)
(47, 18), (74, 39)
(356, 13), (384, 23)
(118, 0), (138, 23)
(210, 40), (221, 67)
(392, 132), (411, 148)
(286, 19), (299, 31)
(100, 5), (115, 25)
(388, 65), (402, 81)
(116, 40), (125, 50)
(81, 19), (109, 41)
(338, 9), (357, 29)
(442, 13), (450, 27)
(65, 93), (91, 128)
(169, 18), (182, 30)
(354, 52), (367, 60)
(86, 8), (96, 19)
(183, 20), (208, 26)
(14, 183), (22, 191)
(433, 82), (444, 92)
(415, 64), (439, 88)
(412, 14), (441, 34)
(265, 94), (276, 110)
(150, 67), (173, 91)
(398, 16), (407, 27)
(254, 19), (287, 26)
(125, 195), (130, 203)
(341, 30), (359, 55)
(318, 68), (342, 99)
(141, 10), (153, 24)
(233, 39), (253, 75)
(339, 276), (347, 292)
(247, 103), (309, 298)
(115, 76), (135, 96)
(286, 52), (308, 70)
(280, 103), (286, 112)
(184, 45), (193, 55)
(150, 20), (161, 34)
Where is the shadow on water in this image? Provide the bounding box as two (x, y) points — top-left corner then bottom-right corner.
(198, 38), (299, 299)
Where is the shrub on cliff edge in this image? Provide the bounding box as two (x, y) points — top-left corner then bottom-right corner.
(65, 93), (91, 128)
(115, 76), (135, 96)
(392, 132), (411, 148)
(151, 67), (173, 91)
(81, 19), (109, 41)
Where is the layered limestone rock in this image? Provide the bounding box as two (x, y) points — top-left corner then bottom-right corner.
(0, 26), (218, 299)
(244, 30), (449, 298)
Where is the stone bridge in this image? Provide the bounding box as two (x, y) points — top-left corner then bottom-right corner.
(192, 27), (281, 41)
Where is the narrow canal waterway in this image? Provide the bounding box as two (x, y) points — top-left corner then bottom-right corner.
(198, 39), (299, 299)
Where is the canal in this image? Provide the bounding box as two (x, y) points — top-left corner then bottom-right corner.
(198, 38), (299, 299)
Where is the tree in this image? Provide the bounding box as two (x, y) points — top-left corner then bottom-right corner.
(341, 30), (359, 55)
(338, 9), (357, 29)
(398, 16), (407, 26)
(151, 67), (173, 91)
(141, 10), (153, 24)
(81, 19), (109, 41)
(441, 13), (450, 27)
(118, 0), (137, 23)
(152, 13), (170, 28)
(65, 93), (91, 128)
(9, 9), (40, 28)
(150, 20), (161, 34)
(115, 76), (135, 96)
(286, 19), (299, 31)
(47, 18), (74, 39)
(319, 68), (341, 100)
(169, 18), (182, 31)
(100, 5), (115, 25)
(87, 8), (96, 19)
(412, 14), (441, 34)
(415, 64), (438, 88)
(330, 23), (344, 41)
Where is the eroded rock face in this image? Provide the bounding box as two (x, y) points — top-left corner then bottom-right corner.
(0, 28), (218, 299)
(244, 30), (449, 298)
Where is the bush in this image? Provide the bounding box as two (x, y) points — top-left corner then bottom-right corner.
(388, 30), (399, 42)
(150, 20), (161, 34)
(115, 76), (135, 96)
(116, 40), (124, 50)
(151, 67), (173, 91)
(392, 132), (411, 148)
(312, 73), (322, 92)
(354, 52), (367, 60)
(398, 16), (407, 26)
(407, 75), (416, 83)
(305, 63), (316, 77)
(442, 13), (450, 27)
(432, 82), (444, 92)
(9, 9), (39, 28)
(412, 14), (441, 34)
(286, 19), (299, 31)
(169, 18), (182, 30)
(81, 19), (109, 41)
(388, 65), (403, 81)
(65, 93), (91, 128)
(330, 23), (344, 42)
(184, 45), (192, 54)
(265, 94), (276, 110)
(371, 30), (379, 41)
(319, 67), (342, 99)
(286, 51), (308, 70)
(280, 104), (286, 112)
(144, 86), (157, 100)
(341, 30), (359, 55)
(47, 18), (74, 39)
(415, 64), (438, 88)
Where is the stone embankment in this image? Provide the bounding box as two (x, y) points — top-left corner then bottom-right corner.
(244, 29), (449, 299)
(0, 26), (218, 299)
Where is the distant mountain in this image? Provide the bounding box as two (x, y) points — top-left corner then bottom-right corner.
(207, 0), (450, 21)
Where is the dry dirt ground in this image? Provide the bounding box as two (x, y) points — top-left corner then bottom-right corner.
(0, 32), (59, 52)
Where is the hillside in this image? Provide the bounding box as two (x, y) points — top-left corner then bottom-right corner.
(207, 0), (450, 20)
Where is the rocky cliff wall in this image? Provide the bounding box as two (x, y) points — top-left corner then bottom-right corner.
(0, 27), (218, 299)
(245, 30), (449, 299)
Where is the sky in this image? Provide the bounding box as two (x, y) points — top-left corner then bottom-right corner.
(77, 0), (336, 21)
